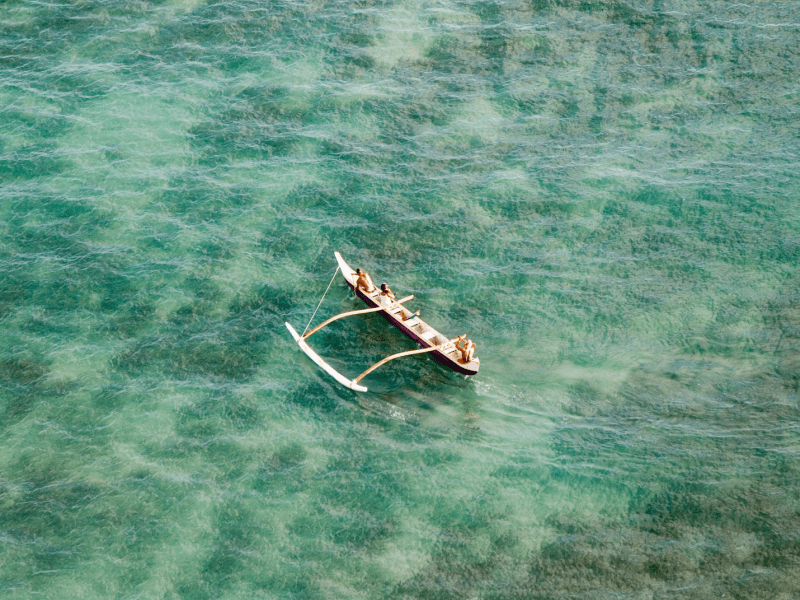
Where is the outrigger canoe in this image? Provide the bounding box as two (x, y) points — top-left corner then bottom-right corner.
(285, 252), (479, 392)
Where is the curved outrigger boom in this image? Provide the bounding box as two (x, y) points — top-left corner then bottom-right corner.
(285, 295), (419, 393)
(285, 321), (459, 393)
(303, 295), (414, 339)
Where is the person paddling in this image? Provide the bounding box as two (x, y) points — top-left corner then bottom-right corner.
(455, 335), (476, 363)
(355, 268), (376, 292)
(380, 282), (395, 301)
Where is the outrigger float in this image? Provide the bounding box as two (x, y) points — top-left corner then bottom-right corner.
(285, 252), (479, 392)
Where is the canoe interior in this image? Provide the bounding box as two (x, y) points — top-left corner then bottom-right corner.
(335, 253), (479, 376)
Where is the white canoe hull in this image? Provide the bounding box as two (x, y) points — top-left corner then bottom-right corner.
(334, 252), (479, 376)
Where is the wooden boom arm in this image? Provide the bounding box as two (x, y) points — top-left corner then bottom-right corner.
(353, 337), (459, 384)
(303, 295), (414, 339)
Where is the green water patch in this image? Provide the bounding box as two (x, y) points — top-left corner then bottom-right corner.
(2, 0), (800, 597)
(0, 355), (50, 427)
(112, 293), (275, 382)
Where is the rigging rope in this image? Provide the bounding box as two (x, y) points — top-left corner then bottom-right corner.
(302, 265), (340, 336)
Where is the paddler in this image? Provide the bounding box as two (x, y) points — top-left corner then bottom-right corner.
(355, 268), (376, 292)
(380, 283), (395, 301)
(464, 339), (476, 362)
(456, 335), (476, 363)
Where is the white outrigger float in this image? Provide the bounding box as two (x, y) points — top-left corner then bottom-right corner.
(285, 252), (479, 392)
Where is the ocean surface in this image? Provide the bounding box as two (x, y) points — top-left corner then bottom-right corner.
(1, 0), (799, 598)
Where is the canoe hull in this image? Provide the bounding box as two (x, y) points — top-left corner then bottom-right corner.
(335, 252), (479, 376)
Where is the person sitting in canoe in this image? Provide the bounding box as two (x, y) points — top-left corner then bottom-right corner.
(456, 335), (468, 359)
(380, 283), (395, 301)
(464, 339), (476, 362)
(355, 268), (376, 292)
(456, 335), (476, 363)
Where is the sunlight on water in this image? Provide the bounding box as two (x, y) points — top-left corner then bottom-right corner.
(2, 0), (800, 598)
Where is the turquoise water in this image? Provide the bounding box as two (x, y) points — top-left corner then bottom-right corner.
(2, 0), (799, 597)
